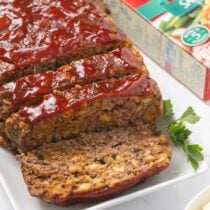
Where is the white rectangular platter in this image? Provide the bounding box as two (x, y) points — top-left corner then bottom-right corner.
(0, 52), (209, 210)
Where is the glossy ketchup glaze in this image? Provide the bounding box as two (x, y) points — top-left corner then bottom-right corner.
(0, 0), (124, 77)
(19, 74), (156, 124)
(1, 47), (141, 105)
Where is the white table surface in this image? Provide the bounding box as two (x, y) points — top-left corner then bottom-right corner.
(1, 54), (210, 210)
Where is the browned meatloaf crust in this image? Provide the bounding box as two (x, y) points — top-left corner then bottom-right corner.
(19, 126), (171, 205)
(5, 74), (162, 152)
(1, 0), (170, 207)
(0, 47), (147, 120)
(0, 0), (129, 85)
(20, 127), (171, 205)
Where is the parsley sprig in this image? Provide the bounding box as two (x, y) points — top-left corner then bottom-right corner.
(163, 99), (174, 117)
(163, 100), (204, 170)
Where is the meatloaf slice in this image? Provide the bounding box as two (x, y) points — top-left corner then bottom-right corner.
(5, 74), (162, 152)
(0, 47), (147, 120)
(19, 126), (171, 205)
(0, 0), (129, 85)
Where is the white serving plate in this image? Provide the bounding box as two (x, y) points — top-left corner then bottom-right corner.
(185, 185), (210, 210)
(0, 52), (209, 210)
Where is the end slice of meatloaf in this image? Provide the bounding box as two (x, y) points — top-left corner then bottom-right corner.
(0, 0), (129, 85)
(0, 47), (147, 120)
(19, 126), (171, 206)
(5, 74), (162, 152)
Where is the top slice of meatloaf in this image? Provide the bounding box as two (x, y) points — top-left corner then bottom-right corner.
(0, 47), (147, 120)
(0, 0), (129, 85)
(5, 74), (162, 152)
(19, 125), (171, 205)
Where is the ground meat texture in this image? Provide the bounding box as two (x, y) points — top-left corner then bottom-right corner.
(19, 126), (171, 206)
(0, 47), (147, 120)
(0, 0), (171, 207)
(5, 74), (162, 152)
(0, 0), (130, 85)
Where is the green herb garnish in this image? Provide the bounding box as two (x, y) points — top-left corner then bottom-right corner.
(163, 99), (173, 117)
(179, 106), (200, 124)
(164, 100), (203, 170)
(168, 121), (191, 146)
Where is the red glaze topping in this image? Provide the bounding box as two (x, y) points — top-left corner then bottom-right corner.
(0, 0), (124, 78)
(1, 47), (140, 105)
(19, 74), (156, 124)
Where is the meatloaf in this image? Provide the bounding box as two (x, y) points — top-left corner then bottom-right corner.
(0, 47), (147, 120)
(19, 126), (171, 205)
(0, 0), (129, 85)
(5, 74), (162, 152)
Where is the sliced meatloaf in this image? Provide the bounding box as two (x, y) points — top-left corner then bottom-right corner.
(0, 47), (147, 120)
(19, 126), (171, 205)
(5, 74), (162, 152)
(0, 0), (129, 85)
